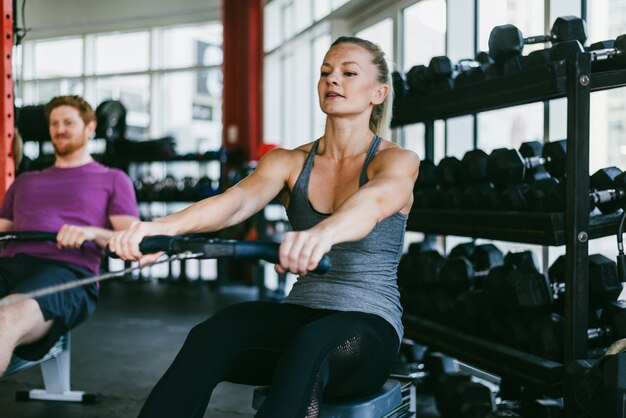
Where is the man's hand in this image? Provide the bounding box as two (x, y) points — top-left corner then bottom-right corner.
(56, 224), (97, 249)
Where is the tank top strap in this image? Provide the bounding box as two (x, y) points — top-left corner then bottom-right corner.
(359, 135), (382, 186)
(293, 138), (321, 197)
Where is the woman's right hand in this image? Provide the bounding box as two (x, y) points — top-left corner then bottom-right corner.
(277, 228), (333, 276)
(108, 221), (169, 265)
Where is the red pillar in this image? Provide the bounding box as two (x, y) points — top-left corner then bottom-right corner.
(0, 0), (13, 201)
(222, 0), (263, 163)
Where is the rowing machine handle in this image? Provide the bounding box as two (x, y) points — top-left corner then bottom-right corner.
(0, 231), (58, 241)
(105, 235), (180, 259)
(233, 241), (331, 274)
(106, 236), (332, 274)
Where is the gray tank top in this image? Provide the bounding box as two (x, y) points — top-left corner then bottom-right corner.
(283, 135), (407, 341)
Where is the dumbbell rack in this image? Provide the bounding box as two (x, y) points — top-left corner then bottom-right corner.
(118, 153), (226, 203)
(393, 53), (626, 415)
(113, 152), (226, 283)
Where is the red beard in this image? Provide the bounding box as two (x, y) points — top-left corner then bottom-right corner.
(52, 136), (87, 156)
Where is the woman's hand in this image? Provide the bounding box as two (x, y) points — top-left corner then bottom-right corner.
(277, 228), (333, 276)
(108, 221), (168, 266)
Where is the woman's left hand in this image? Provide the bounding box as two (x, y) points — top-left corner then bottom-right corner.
(277, 229), (332, 276)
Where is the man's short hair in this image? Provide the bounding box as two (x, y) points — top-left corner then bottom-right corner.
(44, 95), (96, 125)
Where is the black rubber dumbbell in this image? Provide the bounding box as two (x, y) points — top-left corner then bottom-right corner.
(504, 38), (585, 74)
(440, 243), (504, 294)
(499, 252), (620, 350)
(500, 253), (620, 320)
(436, 156), (465, 209)
(454, 288), (486, 334)
(413, 159), (444, 208)
(485, 249), (543, 342)
(525, 16), (587, 45)
(521, 176), (562, 211)
(410, 250), (447, 318)
(405, 64), (432, 96)
(455, 52), (498, 87)
(488, 16), (587, 67)
(397, 238), (439, 293)
(440, 244), (504, 331)
(548, 253), (622, 311)
(428, 56), (456, 93)
(459, 149), (499, 209)
(492, 141), (564, 211)
(483, 250), (538, 317)
(495, 19), (586, 75)
(546, 166), (626, 214)
(489, 142), (548, 210)
(497, 141), (567, 211)
(391, 70), (409, 100)
(487, 140), (567, 187)
(588, 33), (626, 71)
(398, 240), (443, 316)
(436, 156), (462, 188)
(429, 55), (493, 92)
(530, 300), (626, 361)
(422, 242), (476, 324)
(435, 372), (495, 418)
(438, 152), (482, 209)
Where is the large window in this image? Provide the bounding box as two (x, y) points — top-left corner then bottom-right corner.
(402, 0), (447, 71)
(478, 0), (545, 54)
(401, 0), (447, 159)
(94, 31), (150, 74)
(264, 0), (327, 146)
(356, 18), (394, 61)
(586, 0), (626, 267)
(477, 0), (545, 153)
(588, 0), (626, 172)
(30, 38), (83, 79)
(473, 0), (547, 263)
(312, 34), (332, 135)
(18, 22), (223, 154)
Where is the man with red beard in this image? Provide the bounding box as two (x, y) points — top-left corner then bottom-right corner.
(0, 95), (139, 374)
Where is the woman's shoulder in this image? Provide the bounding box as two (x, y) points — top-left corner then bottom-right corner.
(376, 139), (420, 162)
(368, 139), (420, 179)
(256, 140), (317, 171)
(293, 139), (318, 154)
(269, 140), (317, 159)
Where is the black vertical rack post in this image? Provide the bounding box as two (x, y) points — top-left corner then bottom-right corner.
(564, 52), (591, 415)
(424, 120), (435, 161)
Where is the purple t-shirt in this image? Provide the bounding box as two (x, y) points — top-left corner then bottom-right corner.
(0, 161), (139, 274)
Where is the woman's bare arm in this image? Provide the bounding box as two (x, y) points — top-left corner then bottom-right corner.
(109, 148), (298, 261)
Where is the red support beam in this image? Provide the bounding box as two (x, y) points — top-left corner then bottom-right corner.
(0, 0), (13, 201)
(222, 0), (263, 163)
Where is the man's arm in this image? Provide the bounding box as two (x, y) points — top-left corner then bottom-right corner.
(0, 218), (13, 233)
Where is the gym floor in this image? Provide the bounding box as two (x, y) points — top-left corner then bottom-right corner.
(0, 280), (259, 417)
(0, 280), (439, 418)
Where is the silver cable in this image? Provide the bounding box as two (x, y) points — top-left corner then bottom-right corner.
(0, 252), (204, 308)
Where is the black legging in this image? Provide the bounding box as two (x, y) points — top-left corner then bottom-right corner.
(138, 301), (399, 418)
